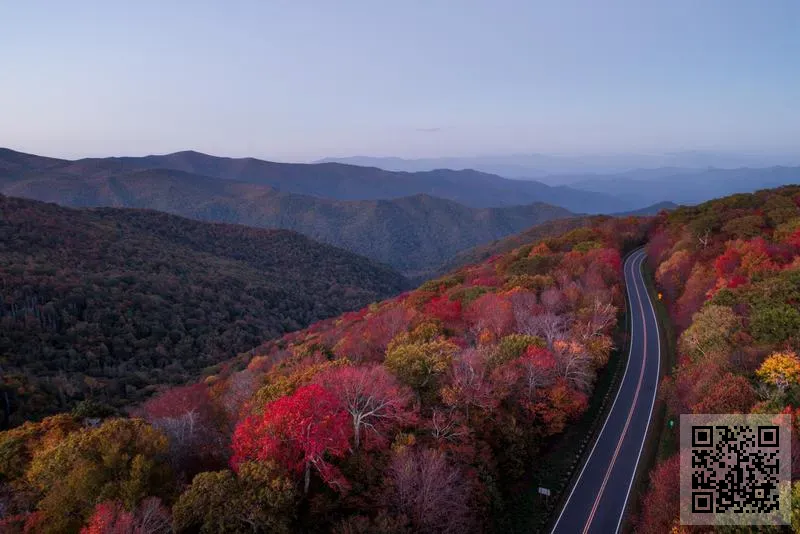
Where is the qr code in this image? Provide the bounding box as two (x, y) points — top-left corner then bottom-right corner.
(680, 414), (791, 526)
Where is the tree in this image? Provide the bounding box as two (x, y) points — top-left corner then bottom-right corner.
(313, 364), (415, 450)
(423, 296), (462, 326)
(722, 215), (766, 239)
(552, 339), (593, 391)
(137, 383), (220, 478)
(673, 265), (715, 329)
(749, 304), (800, 345)
(490, 334), (545, 368)
(218, 369), (258, 421)
(385, 448), (473, 533)
(81, 497), (170, 534)
(441, 348), (497, 421)
(756, 351), (800, 394)
(521, 312), (567, 347)
(691, 373), (756, 414)
(636, 455), (681, 534)
(231, 384), (351, 494)
(679, 305), (738, 359)
(656, 249), (692, 302)
(25, 419), (172, 534)
(535, 379), (588, 435)
(173, 462), (296, 534)
(465, 292), (513, 340)
(507, 289), (539, 332)
(573, 298), (616, 344)
(517, 346), (557, 399)
(540, 287), (567, 313)
(384, 337), (457, 399)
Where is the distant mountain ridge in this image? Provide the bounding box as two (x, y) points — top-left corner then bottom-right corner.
(0, 147), (631, 213)
(564, 166), (800, 206)
(318, 151), (800, 179)
(0, 149), (575, 276)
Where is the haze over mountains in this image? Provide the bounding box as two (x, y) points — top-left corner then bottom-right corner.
(319, 151), (800, 181)
(8, 149), (626, 211)
(4, 147), (797, 275)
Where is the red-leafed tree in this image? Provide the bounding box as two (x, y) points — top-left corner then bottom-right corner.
(673, 264), (716, 329)
(656, 249), (693, 302)
(231, 384), (352, 493)
(313, 364), (415, 450)
(691, 372), (756, 414)
(587, 248), (622, 283)
(636, 455), (681, 534)
(137, 383), (220, 477)
(466, 292), (513, 340)
(81, 498), (170, 534)
(517, 346), (557, 399)
(423, 295), (463, 325)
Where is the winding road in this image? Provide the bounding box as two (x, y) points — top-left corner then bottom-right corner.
(551, 248), (662, 534)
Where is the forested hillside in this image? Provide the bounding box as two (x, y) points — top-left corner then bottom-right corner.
(0, 195), (407, 427)
(636, 186), (800, 532)
(0, 215), (646, 533)
(1, 153), (575, 276)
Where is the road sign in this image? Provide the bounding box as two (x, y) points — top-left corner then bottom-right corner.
(538, 487), (551, 496)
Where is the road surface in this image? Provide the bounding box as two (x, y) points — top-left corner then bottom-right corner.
(551, 248), (661, 534)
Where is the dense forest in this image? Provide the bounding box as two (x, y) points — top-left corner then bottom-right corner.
(0, 215), (646, 533)
(0, 195), (407, 426)
(636, 186), (800, 531)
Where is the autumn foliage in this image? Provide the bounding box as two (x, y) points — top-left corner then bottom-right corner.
(639, 185), (800, 532)
(0, 215), (646, 532)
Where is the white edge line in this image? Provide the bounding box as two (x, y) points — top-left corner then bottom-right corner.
(550, 248), (644, 533)
(613, 251), (662, 534)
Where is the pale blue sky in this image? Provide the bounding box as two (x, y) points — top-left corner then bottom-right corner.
(2, 1), (799, 161)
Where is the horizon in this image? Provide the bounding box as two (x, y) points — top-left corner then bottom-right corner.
(3, 1), (800, 161)
(5, 144), (800, 172)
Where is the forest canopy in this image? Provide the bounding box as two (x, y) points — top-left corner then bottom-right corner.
(0, 195), (407, 426)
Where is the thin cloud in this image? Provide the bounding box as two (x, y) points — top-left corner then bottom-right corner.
(416, 127), (443, 133)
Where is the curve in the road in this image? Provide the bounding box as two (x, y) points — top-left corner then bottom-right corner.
(551, 248), (661, 534)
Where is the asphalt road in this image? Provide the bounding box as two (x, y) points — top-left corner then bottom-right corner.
(551, 248), (661, 534)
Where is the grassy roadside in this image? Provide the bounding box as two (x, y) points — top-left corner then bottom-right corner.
(495, 250), (637, 533)
(618, 260), (678, 532)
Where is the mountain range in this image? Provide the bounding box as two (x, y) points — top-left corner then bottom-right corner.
(0, 148), (591, 275)
(564, 166), (800, 206)
(0, 148), (628, 212)
(319, 151), (800, 179)
(4, 147), (794, 275)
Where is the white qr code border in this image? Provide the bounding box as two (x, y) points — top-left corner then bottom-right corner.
(680, 413), (791, 526)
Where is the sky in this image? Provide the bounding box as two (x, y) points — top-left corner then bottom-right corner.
(2, 0), (800, 161)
